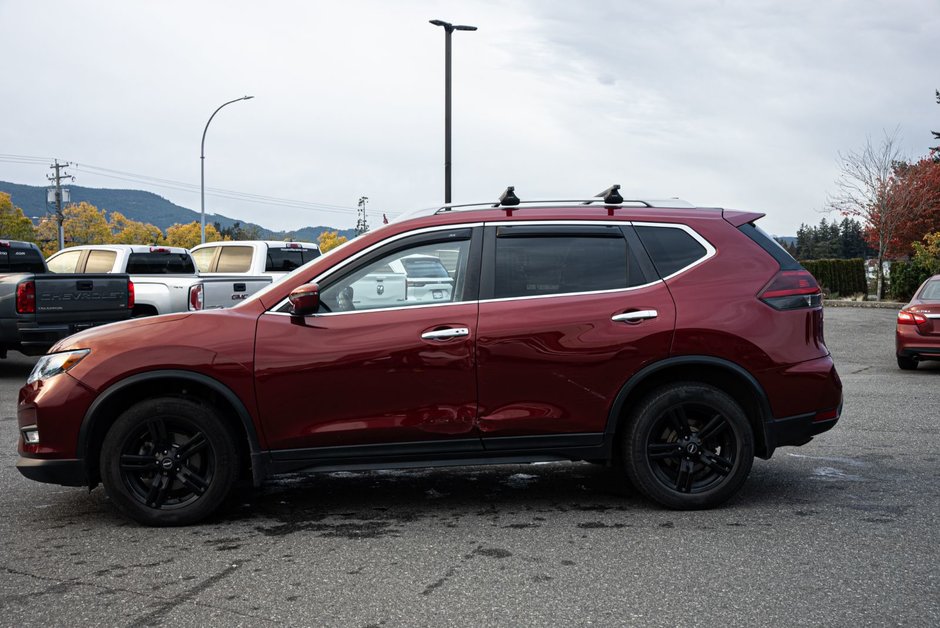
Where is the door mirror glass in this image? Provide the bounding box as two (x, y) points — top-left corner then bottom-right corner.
(288, 283), (320, 316)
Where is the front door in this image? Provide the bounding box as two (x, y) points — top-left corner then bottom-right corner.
(254, 227), (482, 453)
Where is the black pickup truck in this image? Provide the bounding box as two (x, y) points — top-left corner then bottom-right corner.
(0, 239), (133, 358)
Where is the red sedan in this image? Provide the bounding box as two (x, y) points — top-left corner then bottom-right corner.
(896, 274), (940, 369)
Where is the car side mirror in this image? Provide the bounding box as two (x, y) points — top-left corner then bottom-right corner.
(288, 283), (320, 316)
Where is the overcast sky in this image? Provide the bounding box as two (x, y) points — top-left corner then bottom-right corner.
(1, 0), (938, 236)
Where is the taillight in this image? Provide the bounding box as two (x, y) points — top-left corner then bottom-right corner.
(16, 280), (36, 314)
(759, 270), (822, 310)
(897, 311), (927, 325)
(189, 284), (204, 311)
(127, 280), (135, 309)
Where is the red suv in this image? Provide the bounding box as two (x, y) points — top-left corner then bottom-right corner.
(16, 188), (843, 525)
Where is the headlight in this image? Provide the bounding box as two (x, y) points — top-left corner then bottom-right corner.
(27, 349), (90, 384)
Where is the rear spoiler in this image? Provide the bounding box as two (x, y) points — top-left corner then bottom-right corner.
(723, 210), (765, 227)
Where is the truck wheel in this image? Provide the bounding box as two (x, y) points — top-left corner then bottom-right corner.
(100, 396), (238, 526)
(622, 383), (754, 510)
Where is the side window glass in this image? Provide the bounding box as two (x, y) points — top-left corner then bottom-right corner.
(320, 239), (470, 313)
(84, 250), (117, 273)
(635, 226), (707, 278)
(46, 250), (83, 273)
(190, 247), (216, 272)
(216, 247), (253, 272)
(493, 233), (635, 298)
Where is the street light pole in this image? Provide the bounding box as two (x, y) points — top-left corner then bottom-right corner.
(200, 95), (254, 244)
(429, 20), (476, 205)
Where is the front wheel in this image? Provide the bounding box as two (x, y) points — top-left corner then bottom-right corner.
(100, 396), (239, 526)
(622, 383), (754, 510)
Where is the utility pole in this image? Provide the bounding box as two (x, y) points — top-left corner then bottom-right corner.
(356, 196), (369, 235)
(46, 160), (73, 251)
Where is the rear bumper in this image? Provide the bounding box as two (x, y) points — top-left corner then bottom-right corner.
(765, 401), (842, 451)
(16, 456), (87, 487)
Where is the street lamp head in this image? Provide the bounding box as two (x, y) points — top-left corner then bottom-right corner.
(430, 19), (477, 32)
(242, 95), (254, 100)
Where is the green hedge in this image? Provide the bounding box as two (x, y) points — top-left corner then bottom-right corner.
(800, 258), (867, 297)
(889, 261), (932, 302)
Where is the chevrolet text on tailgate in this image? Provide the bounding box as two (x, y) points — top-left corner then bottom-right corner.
(1, 240), (133, 359)
(16, 187), (843, 525)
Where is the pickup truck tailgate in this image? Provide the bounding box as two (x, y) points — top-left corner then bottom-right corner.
(33, 274), (131, 323)
(199, 276), (272, 309)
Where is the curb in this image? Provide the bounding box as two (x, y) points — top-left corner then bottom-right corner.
(823, 299), (904, 309)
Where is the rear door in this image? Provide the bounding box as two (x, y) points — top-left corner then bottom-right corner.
(476, 221), (676, 446)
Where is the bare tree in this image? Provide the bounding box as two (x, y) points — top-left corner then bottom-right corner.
(828, 130), (929, 299)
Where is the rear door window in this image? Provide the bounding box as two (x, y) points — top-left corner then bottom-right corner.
(488, 224), (648, 299)
(84, 250), (118, 273)
(216, 246), (253, 272)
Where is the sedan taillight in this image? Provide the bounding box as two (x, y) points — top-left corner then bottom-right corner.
(759, 270), (822, 310)
(897, 311), (927, 325)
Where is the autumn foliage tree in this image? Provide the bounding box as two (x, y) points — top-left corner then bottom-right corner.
(165, 222), (224, 249)
(317, 230), (348, 253)
(109, 211), (165, 245)
(0, 192), (36, 242)
(828, 131), (939, 299)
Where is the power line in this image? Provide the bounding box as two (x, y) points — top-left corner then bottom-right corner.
(0, 153), (363, 218)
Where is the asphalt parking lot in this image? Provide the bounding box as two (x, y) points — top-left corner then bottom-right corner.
(0, 306), (937, 627)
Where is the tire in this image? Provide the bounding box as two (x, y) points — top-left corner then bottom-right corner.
(897, 355), (917, 370)
(100, 396), (239, 526)
(622, 383), (754, 510)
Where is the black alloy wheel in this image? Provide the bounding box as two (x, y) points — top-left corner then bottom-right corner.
(623, 383), (754, 510)
(100, 396), (238, 526)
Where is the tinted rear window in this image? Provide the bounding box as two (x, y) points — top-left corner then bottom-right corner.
(635, 226), (708, 278)
(402, 258), (449, 278)
(126, 252), (196, 274)
(265, 247), (319, 272)
(738, 223), (801, 271)
(494, 233), (630, 298)
(0, 244), (45, 273)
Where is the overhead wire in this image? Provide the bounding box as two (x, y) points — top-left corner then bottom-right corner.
(0, 153), (384, 219)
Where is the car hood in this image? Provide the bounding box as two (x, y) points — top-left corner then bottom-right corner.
(50, 312), (194, 353)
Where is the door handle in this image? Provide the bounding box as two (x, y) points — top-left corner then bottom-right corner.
(421, 327), (470, 340)
(612, 310), (658, 323)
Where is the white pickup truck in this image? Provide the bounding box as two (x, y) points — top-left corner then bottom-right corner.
(189, 240), (320, 280)
(45, 244), (272, 316)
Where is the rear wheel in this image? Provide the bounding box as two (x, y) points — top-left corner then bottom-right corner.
(897, 355), (917, 370)
(100, 396), (239, 526)
(623, 383), (754, 510)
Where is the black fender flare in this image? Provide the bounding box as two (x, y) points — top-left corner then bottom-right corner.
(78, 369), (268, 485)
(603, 355), (775, 455)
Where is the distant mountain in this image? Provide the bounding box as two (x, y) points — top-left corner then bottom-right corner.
(0, 181), (356, 242)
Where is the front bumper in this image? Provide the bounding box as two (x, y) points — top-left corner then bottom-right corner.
(16, 456), (87, 486)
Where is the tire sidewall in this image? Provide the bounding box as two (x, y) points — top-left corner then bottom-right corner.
(624, 383), (754, 510)
(100, 396), (238, 526)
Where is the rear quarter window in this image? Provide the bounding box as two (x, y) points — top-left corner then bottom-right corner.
(634, 225), (708, 278)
